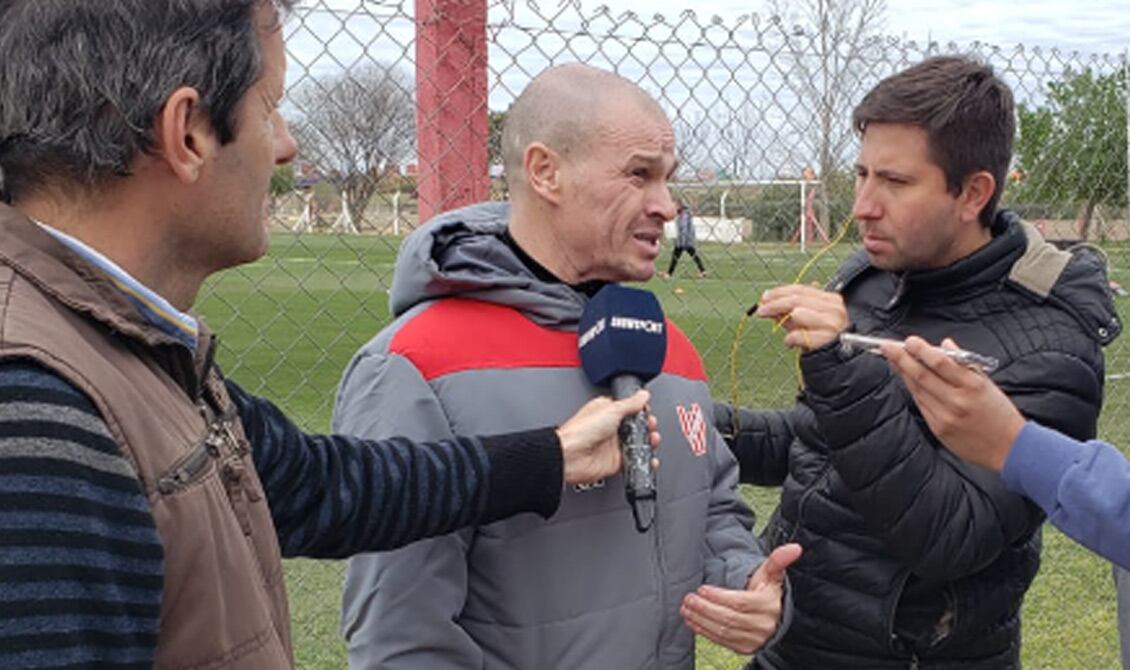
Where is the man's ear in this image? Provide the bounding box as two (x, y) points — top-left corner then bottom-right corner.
(152, 86), (215, 184)
(959, 171), (996, 224)
(525, 142), (563, 205)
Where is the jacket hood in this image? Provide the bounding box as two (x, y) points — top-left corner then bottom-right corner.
(999, 211), (1121, 346)
(389, 202), (586, 328)
(1022, 234), (1122, 346)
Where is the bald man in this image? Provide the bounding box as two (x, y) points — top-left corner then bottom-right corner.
(334, 64), (798, 669)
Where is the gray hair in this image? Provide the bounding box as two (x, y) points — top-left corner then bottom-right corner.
(0, 0), (297, 203)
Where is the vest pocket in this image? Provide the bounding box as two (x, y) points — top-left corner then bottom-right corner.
(156, 439), (215, 495)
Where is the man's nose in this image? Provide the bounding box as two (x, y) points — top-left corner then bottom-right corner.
(653, 186), (677, 221)
(274, 113), (298, 165)
(852, 181), (881, 221)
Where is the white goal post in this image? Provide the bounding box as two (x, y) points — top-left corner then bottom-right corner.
(669, 179), (824, 250)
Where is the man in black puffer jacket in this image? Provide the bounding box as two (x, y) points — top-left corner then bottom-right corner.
(717, 55), (1121, 669)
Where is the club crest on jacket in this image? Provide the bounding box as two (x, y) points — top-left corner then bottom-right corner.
(676, 403), (707, 456)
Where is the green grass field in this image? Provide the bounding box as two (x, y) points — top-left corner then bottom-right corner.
(199, 233), (1128, 668)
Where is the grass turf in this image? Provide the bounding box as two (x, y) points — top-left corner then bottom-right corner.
(198, 233), (1127, 668)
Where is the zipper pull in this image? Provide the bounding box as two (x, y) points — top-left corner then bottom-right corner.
(221, 420), (248, 457)
(220, 420), (261, 502)
(221, 460), (254, 535)
(886, 273), (908, 309)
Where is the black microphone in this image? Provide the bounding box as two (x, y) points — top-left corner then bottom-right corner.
(577, 284), (667, 532)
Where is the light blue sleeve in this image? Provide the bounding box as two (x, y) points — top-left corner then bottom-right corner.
(1003, 421), (1130, 569)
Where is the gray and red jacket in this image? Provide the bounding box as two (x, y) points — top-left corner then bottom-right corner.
(335, 202), (770, 669)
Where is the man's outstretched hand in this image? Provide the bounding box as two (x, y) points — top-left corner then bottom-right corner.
(556, 390), (659, 484)
(680, 543), (803, 654)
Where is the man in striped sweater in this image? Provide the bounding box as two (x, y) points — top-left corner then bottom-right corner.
(0, 1), (654, 668)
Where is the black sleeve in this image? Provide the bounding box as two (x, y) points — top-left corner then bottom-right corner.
(801, 344), (1047, 581)
(713, 401), (796, 486)
(226, 380), (563, 559)
(0, 361), (162, 669)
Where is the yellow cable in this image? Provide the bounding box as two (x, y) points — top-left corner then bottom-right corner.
(728, 214), (854, 410)
(790, 219), (853, 289)
(725, 314), (750, 436)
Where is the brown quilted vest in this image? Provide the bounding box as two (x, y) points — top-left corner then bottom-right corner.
(0, 204), (293, 669)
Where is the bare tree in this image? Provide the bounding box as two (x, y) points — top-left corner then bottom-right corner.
(672, 114), (716, 180)
(675, 109), (773, 183)
(768, 0), (886, 232)
(487, 110), (506, 168)
(290, 63), (415, 233)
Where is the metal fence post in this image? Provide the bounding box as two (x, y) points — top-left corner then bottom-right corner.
(415, 0), (490, 224)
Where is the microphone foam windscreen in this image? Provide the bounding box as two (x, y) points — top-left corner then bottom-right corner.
(577, 284), (667, 387)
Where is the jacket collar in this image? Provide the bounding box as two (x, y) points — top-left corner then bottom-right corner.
(891, 210), (1026, 306)
(0, 203), (216, 397)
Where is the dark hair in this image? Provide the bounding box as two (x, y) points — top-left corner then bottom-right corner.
(0, 0), (297, 203)
(852, 55), (1015, 226)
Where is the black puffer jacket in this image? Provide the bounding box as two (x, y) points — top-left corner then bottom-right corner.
(719, 211), (1120, 669)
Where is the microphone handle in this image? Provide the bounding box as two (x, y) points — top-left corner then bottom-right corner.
(610, 375), (656, 532)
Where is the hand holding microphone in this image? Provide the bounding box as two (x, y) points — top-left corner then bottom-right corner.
(577, 284), (667, 532)
(555, 390), (659, 485)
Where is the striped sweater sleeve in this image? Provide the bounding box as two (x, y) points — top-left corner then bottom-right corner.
(226, 379), (564, 559)
(0, 360), (162, 669)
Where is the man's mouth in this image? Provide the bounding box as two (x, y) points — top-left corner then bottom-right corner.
(633, 231), (662, 255)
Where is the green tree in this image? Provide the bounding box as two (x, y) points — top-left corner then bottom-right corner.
(269, 165), (295, 197)
(1015, 68), (1128, 239)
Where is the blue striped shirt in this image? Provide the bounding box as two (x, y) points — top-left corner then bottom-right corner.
(1, 226), (565, 667)
(0, 362), (161, 669)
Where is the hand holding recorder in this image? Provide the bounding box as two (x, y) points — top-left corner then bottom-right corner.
(841, 333), (999, 373)
(880, 335), (1021, 471)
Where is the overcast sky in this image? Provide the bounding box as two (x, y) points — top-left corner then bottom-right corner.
(296, 0), (1129, 53)
(286, 0), (1128, 87)
(283, 0), (1128, 178)
(684, 0), (1130, 55)
(892, 0), (1128, 55)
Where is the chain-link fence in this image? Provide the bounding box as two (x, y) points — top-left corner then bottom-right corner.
(202, 0), (1130, 666)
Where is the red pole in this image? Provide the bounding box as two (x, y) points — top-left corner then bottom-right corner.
(415, 0), (489, 225)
